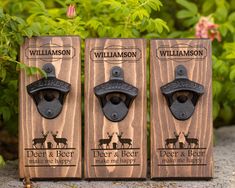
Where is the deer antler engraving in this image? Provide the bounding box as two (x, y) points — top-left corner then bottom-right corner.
(98, 132), (114, 149)
(32, 131), (49, 148)
(165, 132), (179, 148)
(183, 132), (199, 148)
(51, 131), (68, 148)
(116, 132), (132, 148)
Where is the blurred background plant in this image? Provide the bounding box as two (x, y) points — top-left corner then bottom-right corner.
(0, 0), (234, 165)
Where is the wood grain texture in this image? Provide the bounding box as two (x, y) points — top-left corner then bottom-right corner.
(150, 39), (213, 179)
(19, 36), (81, 179)
(84, 38), (147, 179)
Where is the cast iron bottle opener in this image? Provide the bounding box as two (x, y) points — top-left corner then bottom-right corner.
(161, 65), (204, 121)
(27, 63), (71, 119)
(94, 66), (138, 122)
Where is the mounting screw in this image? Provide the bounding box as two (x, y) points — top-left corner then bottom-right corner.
(42, 63), (55, 75)
(46, 67), (52, 73)
(46, 109), (53, 117)
(111, 112), (118, 120)
(44, 65), (52, 73)
(112, 68), (121, 77)
(177, 68), (184, 76)
(175, 65), (187, 78)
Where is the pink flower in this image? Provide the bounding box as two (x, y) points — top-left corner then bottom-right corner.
(195, 16), (221, 42)
(66, 4), (76, 19)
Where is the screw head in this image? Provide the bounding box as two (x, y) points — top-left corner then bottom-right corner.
(111, 112), (118, 120)
(46, 67), (52, 73)
(42, 63), (55, 74)
(178, 68), (184, 76)
(46, 109), (53, 116)
(112, 68), (121, 77)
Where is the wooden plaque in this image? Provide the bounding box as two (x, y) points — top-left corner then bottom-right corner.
(84, 38), (147, 179)
(19, 36), (81, 179)
(150, 39), (213, 179)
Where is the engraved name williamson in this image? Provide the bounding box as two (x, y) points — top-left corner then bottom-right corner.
(94, 51), (137, 58)
(29, 49), (71, 56)
(158, 50), (204, 57)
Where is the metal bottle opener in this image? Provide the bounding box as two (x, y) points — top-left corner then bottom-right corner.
(161, 65), (204, 120)
(27, 63), (71, 119)
(94, 66), (138, 122)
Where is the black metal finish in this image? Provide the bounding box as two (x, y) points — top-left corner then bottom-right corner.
(94, 66), (138, 122)
(161, 65), (204, 121)
(27, 63), (71, 119)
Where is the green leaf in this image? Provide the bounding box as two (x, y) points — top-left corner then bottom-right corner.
(0, 8), (3, 18)
(176, 0), (198, 14)
(226, 84), (235, 103)
(154, 18), (169, 33)
(29, 22), (41, 36)
(0, 67), (7, 81)
(215, 6), (228, 21)
(25, 66), (45, 77)
(218, 63), (229, 77)
(131, 9), (149, 20)
(202, 0), (215, 13)
(212, 80), (222, 98)
(219, 103), (233, 124)
(0, 106), (11, 121)
(177, 10), (195, 19)
(16, 62), (27, 70)
(24, 27), (33, 37)
(183, 16), (199, 27)
(113, 25), (125, 37)
(14, 17), (25, 25)
(224, 22), (234, 33)
(223, 43), (235, 59)
(132, 28), (140, 37)
(167, 31), (182, 38)
(213, 101), (220, 120)
(0, 155), (5, 168)
(228, 12), (235, 22)
(143, 0), (162, 11)
(86, 19), (102, 30)
(8, 80), (18, 90)
(213, 58), (229, 77)
(229, 69), (235, 81)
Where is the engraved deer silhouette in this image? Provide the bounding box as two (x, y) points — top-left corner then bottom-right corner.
(183, 132), (199, 148)
(32, 131), (49, 148)
(165, 132), (179, 148)
(51, 131), (68, 148)
(116, 132), (132, 148)
(98, 132), (114, 149)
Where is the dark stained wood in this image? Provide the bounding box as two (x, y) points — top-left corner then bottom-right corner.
(19, 36), (81, 179)
(84, 38), (147, 179)
(150, 39), (213, 179)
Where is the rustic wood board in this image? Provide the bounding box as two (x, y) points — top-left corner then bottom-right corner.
(19, 36), (81, 179)
(84, 38), (147, 179)
(150, 39), (213, 179)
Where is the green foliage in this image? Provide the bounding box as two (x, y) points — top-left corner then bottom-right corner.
(24, 0), (168, 38)
(0, 155), (5, 167)
(176, 0), (199, 27)
(0, 8), (45, 134)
